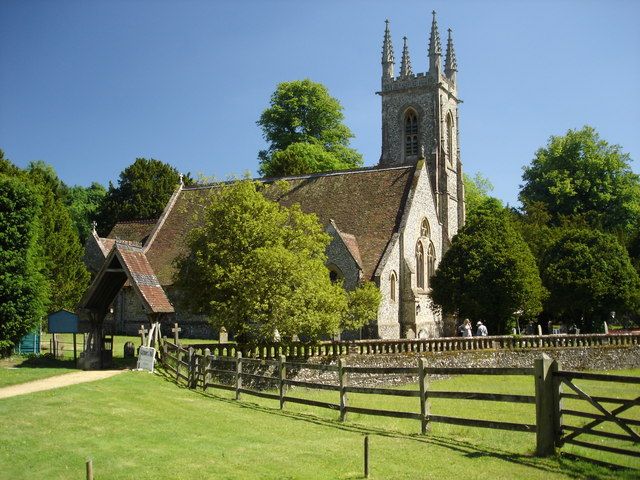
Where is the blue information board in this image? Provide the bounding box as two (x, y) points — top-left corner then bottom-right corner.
(48, 310), (79, 333)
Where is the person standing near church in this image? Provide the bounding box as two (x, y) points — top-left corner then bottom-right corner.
(476, 321), (488, 336)
(460, 319), (472, 337)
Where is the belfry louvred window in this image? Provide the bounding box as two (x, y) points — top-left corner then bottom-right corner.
(404, 110), (419, 156)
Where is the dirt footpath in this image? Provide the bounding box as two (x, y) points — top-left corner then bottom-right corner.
(0, 370), (125, 399)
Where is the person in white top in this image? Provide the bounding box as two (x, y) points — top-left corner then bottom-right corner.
(476, 321), (488, 336)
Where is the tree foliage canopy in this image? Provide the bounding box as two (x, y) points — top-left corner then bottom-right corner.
(97, 158), (191, 235)
(519, 126), (640, 235)
(64, 182), (107, 242)
(0, 175), (48, 354)
(175, 180), (378, 343)
(463, 172), (500, 221)
(257, 79), (363, 177)
(540, 229), (640, 332)
(430, 201), (545, 334)
(24, 162), (90, 312)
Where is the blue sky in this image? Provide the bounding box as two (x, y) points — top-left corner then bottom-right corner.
(1, 0), (638, 206)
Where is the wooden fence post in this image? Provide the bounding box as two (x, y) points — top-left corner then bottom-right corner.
(203, 348), (211, 391)
(535, 354), (558, 456)
(235, 352), (242, 400)
(339, 358), (348, 421)
(86, 459), (93, 480)
(187, 347), (194, 388)
(175, 348), (181, 382)
(418, 357), (429, 434)
(553, 361), (563, 446)
(279, 355), (286, 409)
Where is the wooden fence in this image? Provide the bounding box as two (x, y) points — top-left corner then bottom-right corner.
(554, 370), (640, 460)
(158, 342), (639, 462)
(160, 342), (540, 447)
(181, 332), (640, 360)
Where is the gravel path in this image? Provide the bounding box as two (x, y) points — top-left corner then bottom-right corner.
(0, 370), (125, 399)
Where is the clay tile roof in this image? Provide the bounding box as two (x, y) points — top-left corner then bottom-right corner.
(336, 228), (363, 270)
(117, 243), (173, 313)
(80, 241), (174, 315)
(143, 166), (415, 284)
(107, 219), (157, 245)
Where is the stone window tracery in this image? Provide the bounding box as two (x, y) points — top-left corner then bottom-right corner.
(421, 218), (430, 238)
(446, 112), (454, 165)
(404, 110), (419, 157)
(427, 242), (436, 288)
(390, 271), (397, 302)
(416, 241), (425, 290)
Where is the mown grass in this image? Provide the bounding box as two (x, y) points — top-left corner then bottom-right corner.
(0, 364), (637, 479)
(0, 335), (213, 388)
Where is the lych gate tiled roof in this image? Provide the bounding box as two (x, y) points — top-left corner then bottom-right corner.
(107, 219), (157, 245)
(109, 166), (416, 285)
(79, 241), (174, 315)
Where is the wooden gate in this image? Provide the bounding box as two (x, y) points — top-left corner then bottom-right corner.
(554, 370), (640, 460)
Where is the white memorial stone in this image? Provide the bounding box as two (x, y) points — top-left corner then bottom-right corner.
(137, 346), (156, 372)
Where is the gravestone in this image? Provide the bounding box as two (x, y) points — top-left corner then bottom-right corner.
(137, 346), (156, 372)
(124, 341), (135, 358)
(219, 327), (228, 343)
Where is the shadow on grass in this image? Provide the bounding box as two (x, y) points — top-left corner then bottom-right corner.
(154, 366), (638, 480)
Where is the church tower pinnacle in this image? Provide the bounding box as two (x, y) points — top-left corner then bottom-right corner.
(400, 36), (413, 77)
(381, 19), (395, 80)
(428, 10), (442, 77)
(445, 28), (457, 83)
(378, 12), (465, 240)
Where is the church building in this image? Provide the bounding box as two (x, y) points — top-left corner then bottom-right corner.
(82, 12), (465, 340)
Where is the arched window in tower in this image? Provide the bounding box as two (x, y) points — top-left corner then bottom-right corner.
(404, 110), (419, 157)
(427, 242), (436, 288)
(420, 218), (430, 238)
(446, 112), (454, 166)
(390, 271), (397, 302)
(416, 241), (425, 289)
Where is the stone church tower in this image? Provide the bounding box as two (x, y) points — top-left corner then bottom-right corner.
(378, 12), (465, 242)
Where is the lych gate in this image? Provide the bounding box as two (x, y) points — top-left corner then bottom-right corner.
(77, 241), (174, 369)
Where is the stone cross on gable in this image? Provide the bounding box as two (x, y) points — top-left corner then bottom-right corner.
(179, 173), (184, 186)
(92, 220), (97, 234)
(138, 324), (148, 345)
(172, 323), (182, 345)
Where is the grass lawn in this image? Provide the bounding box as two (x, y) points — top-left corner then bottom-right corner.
(0, 334), (214, 388)
(0, 364), (637, 479)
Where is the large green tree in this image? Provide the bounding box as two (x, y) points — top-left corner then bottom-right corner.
(97, 158), (191, 235)
(540, 229), (640, 332)
(519, 126), (640, 236)
(463, 172), (500, 221)
(430, 200), (545, 334)
(64, 182), (107, 242)
(174, 180), (378, 343)
(0, 175), (48, 354)
(257, 79), (363, 177)
(25, 162), (90, 312)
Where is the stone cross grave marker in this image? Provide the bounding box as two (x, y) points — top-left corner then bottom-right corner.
(172, 323), (182, 345)
(138, 324), (148, 345)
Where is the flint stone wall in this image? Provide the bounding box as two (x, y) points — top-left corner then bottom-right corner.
(292, 345), (640, 387)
